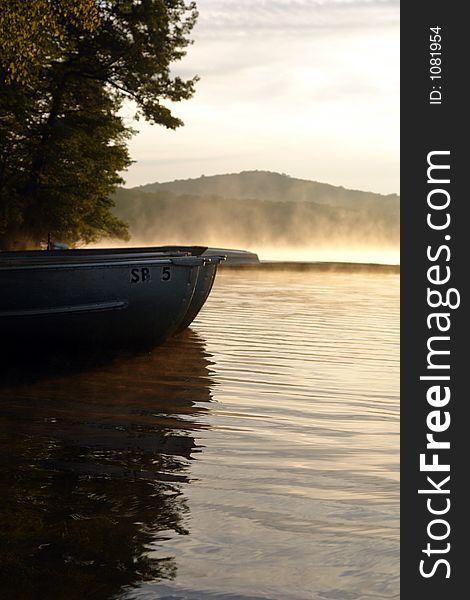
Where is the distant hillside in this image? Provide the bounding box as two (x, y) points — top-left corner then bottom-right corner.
(113, 171), (399, 250)
(134, 170), (399, 213)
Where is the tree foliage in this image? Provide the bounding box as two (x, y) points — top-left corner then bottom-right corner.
(0, 1), (198, 250)
(0, 0), (99, 84)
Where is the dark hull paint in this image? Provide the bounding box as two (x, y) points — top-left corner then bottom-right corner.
(0, 249), (223, 347)
(176, 258), (218, 333)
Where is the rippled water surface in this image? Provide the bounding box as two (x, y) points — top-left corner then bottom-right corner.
(0, 267), (399, 599)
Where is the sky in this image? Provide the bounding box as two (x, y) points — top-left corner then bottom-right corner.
(120, 0), (399, 195)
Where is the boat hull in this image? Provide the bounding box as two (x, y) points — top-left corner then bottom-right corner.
(0, 255), (208, 347)
(176, 257), (218, 333)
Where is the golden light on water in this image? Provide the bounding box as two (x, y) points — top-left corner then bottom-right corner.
(1, 267), (399, 598)
(256, 246), (400, 265)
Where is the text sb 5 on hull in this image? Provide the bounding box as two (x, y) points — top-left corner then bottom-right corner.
(0, 246), (223, 347)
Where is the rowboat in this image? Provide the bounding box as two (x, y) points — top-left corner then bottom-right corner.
(0, 246), (224, 347)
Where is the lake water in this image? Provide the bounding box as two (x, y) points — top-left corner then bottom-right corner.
(0, 267), (399, 599)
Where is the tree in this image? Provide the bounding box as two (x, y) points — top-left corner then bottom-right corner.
(0, 0), (99, 84)
(0, 1), (198, 250)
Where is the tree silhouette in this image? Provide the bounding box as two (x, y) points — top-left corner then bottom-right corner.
(0, 1), (198, 250)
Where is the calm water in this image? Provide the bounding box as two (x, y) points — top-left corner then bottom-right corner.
(0, 267), (399, 600)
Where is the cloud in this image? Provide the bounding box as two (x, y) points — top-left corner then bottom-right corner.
(194, 0), (399, 34)
(122, 0), (399, 194)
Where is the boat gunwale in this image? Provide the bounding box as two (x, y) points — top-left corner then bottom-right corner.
(0, 255), (212, 272)
(0, 245), (208, 260)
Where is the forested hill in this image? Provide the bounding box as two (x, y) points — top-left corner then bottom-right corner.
(133, 170), (399, 212)
(113, 172), (399, 249)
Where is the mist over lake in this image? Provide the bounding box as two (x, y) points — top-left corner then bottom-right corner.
(110, 171), (399, 264)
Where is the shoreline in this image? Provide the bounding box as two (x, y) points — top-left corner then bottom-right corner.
(221, 261), (400, 274)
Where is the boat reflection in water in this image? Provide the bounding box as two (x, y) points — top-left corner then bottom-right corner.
(0, 331), (214, 598)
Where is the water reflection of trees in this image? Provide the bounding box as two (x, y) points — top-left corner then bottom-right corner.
(0, 331), (214, 598)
